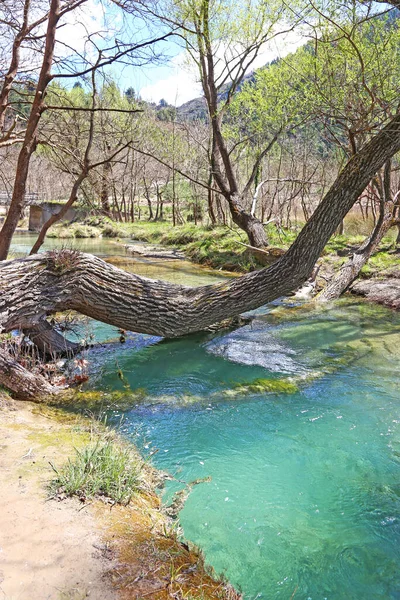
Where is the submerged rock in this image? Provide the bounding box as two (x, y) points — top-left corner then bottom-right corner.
(205, 320), (308, 374)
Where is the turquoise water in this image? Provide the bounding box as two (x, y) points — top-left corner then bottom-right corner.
(84, 300), (400, 600)
(21, 234), (400, 598)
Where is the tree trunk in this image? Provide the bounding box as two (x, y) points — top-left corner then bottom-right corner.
(0, 346), (59, 400)
(0, 0), (61, 261)
(100, 158), (111, 215)
(23, 319), (81, 356)
(231, 205), (268, 248)
(318, 205), (394, 302)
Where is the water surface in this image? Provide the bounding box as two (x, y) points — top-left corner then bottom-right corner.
(17, 233), (400, 599)
(88, 300), (400, 600)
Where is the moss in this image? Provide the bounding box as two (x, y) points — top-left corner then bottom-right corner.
(231, 377), (299, 395)
(101, 500), (241, 600)
(46, 388), (146, 413)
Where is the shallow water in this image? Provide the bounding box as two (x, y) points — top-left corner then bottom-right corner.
(86, 301), (400, 599)
(10, 233), (228, 286)
(16, 234), (400, 598)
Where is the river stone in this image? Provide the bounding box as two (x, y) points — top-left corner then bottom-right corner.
(205, 320), (308, 374)
(351, 276), (400, 309)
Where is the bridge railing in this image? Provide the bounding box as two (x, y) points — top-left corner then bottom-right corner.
(0, 191), (41, 206)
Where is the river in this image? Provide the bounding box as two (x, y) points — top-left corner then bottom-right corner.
(12, 233), (400, 599)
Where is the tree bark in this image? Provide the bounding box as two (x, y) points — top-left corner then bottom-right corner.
(0, 346), (59, 400)
(2, 110), (400, 398)
(317, 205), (394, 302)
(0, 0), (61, 261)
(231, 204), (269, 248)
(23, 319), (81, 356)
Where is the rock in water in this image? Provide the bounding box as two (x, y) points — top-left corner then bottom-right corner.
(205, 320), (308, 374)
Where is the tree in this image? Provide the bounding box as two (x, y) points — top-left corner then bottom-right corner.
(0, 0), (173, 260)
(3, 106), (400, 397)
(136, 0), (303, 246)
(29, 77), (135, 253)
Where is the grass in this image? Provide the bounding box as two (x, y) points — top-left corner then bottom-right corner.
(44, 213), (400, 275)
(49, 433), (144, 505)
(106, 220), (297, 271)
(47, 224), (101, 239)
(361, 250), (400, 277)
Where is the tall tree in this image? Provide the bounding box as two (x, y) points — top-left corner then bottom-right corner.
(0, 0), (173, 260)
(138, 0), (303, 246)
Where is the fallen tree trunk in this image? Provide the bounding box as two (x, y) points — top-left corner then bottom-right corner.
(2, 112), (400, 397)
(317, 203), (395, 302)
(0, 346), (59, 400)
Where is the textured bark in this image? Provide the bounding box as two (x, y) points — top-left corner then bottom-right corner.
(318, 205), (395, 302)
(0, 347), (58, 400)
(23, 319), (81, 356)
(231, 207), (268, 248)
(0, 0), (61, 261)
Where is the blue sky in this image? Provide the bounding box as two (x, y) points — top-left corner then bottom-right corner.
(56, 0), (304, 107)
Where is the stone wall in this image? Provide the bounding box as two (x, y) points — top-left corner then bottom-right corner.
(29, 203), (84, 231)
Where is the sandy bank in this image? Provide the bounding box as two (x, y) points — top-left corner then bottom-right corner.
(0, 399), (240, 600)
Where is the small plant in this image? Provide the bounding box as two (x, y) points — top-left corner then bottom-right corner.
(49, 435), (144, 505)
(46, 248), (80, 273)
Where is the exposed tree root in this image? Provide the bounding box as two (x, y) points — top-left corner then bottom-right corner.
(0, 346), (60, 400)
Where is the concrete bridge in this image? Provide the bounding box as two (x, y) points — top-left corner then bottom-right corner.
(0, 191), (41, 206)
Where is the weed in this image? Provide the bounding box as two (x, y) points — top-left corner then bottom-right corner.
(46, 248), (80, 273)
(49, 434), (144, 505)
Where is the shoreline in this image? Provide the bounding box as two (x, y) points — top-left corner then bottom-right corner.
(15, 223), (400, 310)
(0, 398), (241, 600)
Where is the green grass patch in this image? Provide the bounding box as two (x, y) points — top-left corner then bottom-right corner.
(114, 221), (297, 271)
(47, 224), (101, 239)
(361, 250), (400, 277)
(49, 435), (144, 505)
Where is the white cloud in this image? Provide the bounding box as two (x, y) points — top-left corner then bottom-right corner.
(140, 29), (305, 107)
(56, 0), (110, 58)
(140, 53), (202, 106)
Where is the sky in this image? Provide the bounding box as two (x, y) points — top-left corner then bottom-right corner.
(138, 29), (304, 106)
(53, 0), (305, 107)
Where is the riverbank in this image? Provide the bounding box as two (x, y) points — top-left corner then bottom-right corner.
(0, 397), (241, 600)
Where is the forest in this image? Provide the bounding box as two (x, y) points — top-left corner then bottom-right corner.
(1, 0), (400, 598)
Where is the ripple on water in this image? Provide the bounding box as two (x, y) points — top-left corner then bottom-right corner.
(66, 290), (400, 599)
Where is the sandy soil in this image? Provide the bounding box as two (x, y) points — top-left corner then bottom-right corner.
(0, 401), (116, 600)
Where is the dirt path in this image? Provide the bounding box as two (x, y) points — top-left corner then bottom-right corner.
(0, 401), (116, 600)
